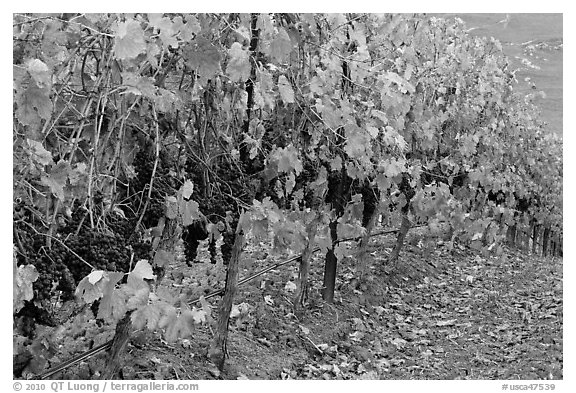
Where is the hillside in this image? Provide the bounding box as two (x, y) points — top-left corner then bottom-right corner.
(39, 231), (563, 380)
(13, 13), (563, 381)
(444, 13), (563, 135)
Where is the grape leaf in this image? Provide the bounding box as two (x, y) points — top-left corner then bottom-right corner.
(198, 296), (215, 326)
(150, 217), (166, 238)
(144, 41), (161, 68)
(122, 72), (157, 97)
(273, 219), (306, 254)
(272, 145), (302, 175)
(154, 88), (179, 112)
(87, 270), (105, 285)
(148, 14), (178, 49)
(75, 270), (108, 303)
(383, 71), (415, 94)
(344, 124), (371, 161)
(285, 172), (296, 195)
(131, 303), (161, 330)
(404, 63), (414, 81)
(258, 69), (276, 109)
(181, 180), (194, 199)
(158, 307), (177, 330)
(165, 196), (178, 220)
(459, 134), (480, 157)
(98, 288), (128, 321)
(226, 42), (251, 83)
(153, 249), (173, 267)
(309, 166), (328, 194)
(127, 260), (155, 290)
(97, 272), (127, 321)
(371, 109), (389, 125)
(315, 226), (332, 254)
(330, 155), (343, 171)
(68, 162), (87, 185)
(256, 13), (274, 35)
(177, 15), (201, 42)
(328, 13), (347, 27)
(113, 19), (147, 60)
(131, 260), (155, 280)
(268, 28), (293, 62)
(190, 307), (207, 324)
(334, 242), (354, 261)
(13, 261), (39, 313)
(126, 287), (150, 310)
(278, 75), (295, 103)
(251, 218), (269, 240)
(40, 160), (70, 200)
(26, 59), (51, 89)
(230, 304), (242, 319)
(182, 200), (200, 227)
(318, 100), (342, 129)
(183, 37), (222, 84)
(147, 13), (164, 28)
(367, 125), (380, 138)
(309, 76), (324, 95)
(16, 84), (52, 126)
(26, 139), (53, 166)
(165, 309), (195, 343)
(284, 281), (297, 292)
(379, 157), (407, 178)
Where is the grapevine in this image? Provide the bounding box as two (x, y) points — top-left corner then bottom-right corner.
(13, 12), (562, 378)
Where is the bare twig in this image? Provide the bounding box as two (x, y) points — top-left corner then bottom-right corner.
(304, 335), (324, 355)
(132, 106), (161, 236)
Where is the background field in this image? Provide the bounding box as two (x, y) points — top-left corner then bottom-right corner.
(442, 13), (563, 136)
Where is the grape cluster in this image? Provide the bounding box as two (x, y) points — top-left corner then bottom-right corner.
(183, 158), (251, 265)
(360, 180), (379, 228)
(14, 224), (75, 303)
(28, 253), (74, 302)
(131, 241), (152, 262)
(130, 145), (179, 229)
(15, 220), (134, 303)
(25, 231), (131, 302)
(61, 231), (131, 283)
(183, 219), (209, 264)
(142, 196), (165, 229)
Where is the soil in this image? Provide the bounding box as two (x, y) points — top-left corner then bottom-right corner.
(47, 229), (563, 380)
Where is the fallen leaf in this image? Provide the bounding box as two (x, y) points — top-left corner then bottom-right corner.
(436, 319), (457, 327)
(299, 324), (310, 335)
(264, 295), (274, 305)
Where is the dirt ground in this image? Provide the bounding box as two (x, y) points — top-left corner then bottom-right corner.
(47, 229), (562, 380)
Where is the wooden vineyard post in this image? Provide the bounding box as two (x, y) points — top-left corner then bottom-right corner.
(388, 213), (412, 265)
(101, 312), (132, 379)
(294, 216), (319, 311)
(532, 223), (540, 256)
(322, 220), (338, 303)
(507, 224), (517, 247)
(521, 226), (528, 251)
(542, 225), (551, 256)
(209, 222), (245, 371)
(388, 174), (415, 265)
(524, 223), (531, 252)
(358, 203), (380, 256)
(356, 202), (381, 279)
(322, 162), (347, 303)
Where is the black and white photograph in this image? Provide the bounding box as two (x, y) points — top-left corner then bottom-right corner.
(10, 7), (565, 389)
